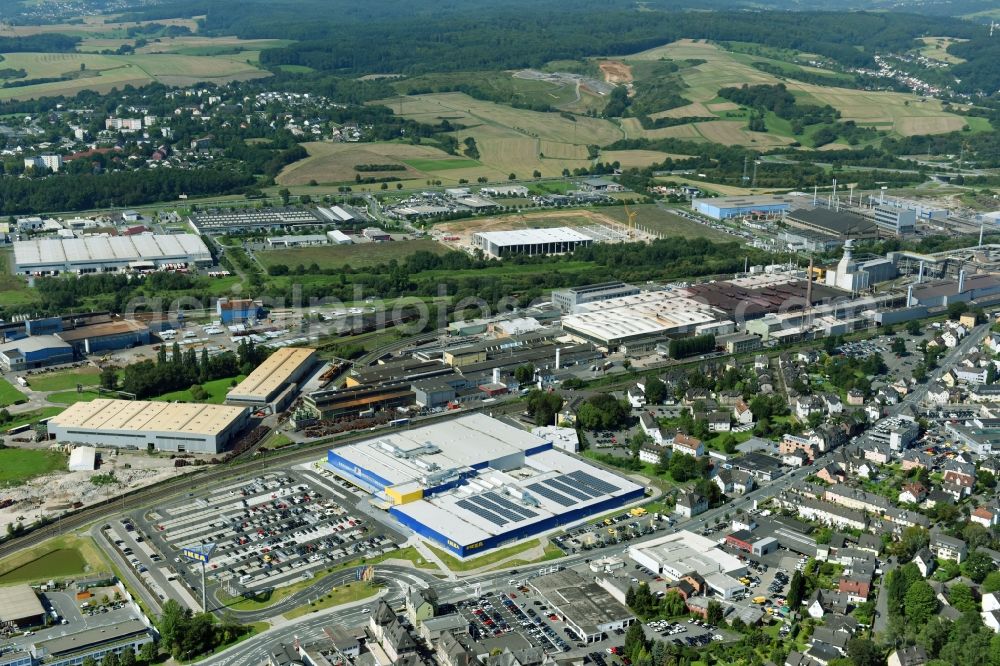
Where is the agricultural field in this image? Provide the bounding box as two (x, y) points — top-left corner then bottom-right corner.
(917, 37), (968, 64)
(256, 238), (450, 271)
(0, 51), (270, 101)
(277, 142), (486, 187)
(599, 149), (690, 169)
(656, 174), (785, 196)
(0, 16), (201, 38)
(373, 92), (623, 178)
(0, 448), (67, 487)
(621, 39), (966, 139)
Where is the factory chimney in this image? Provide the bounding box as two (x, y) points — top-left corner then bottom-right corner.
(958, 270), (966, 293)
(806, 256), (814, 318)
(907, 285), (914, 307)
(918, 261), (924, 283)
(555, 348), (561, 370)
(493, 367), (500, 385)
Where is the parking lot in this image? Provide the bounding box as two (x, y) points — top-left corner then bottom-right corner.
(125, 471), (402, 608)
(552, 509), (665, 554)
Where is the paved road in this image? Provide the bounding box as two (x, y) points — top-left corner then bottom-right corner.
(873, 557), (896, 637)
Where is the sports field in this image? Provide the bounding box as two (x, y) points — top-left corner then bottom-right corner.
(0, 51), (270, 101)
(373, 92), (623, 178)
(257, 239), (450, 271)
(0, 448), (67, 487)
(621, 40), (965, 138)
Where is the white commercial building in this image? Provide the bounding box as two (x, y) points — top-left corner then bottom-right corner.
(472, 227), (594, 258)
(13, 234), (212, 276)
(629, 530), (746, 581)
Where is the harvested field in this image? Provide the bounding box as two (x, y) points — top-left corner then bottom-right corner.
(256, 238), (450, 271)
(651, 102), (715, 119)
(600, 149), (689, 168)
(277, 142), (457, 186)
(695, 120), (795, 147)
(620, 117), (703, 140)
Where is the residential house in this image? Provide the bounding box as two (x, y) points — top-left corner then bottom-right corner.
(796, 395), (824, 420)
(708, 411), (732, 433)
(627, 385), (646, 409)
(672, 434), (704, 458)
(713, 469), (756, 496)
(900, 450), (933, 471)
(734, 400), (754, 425)
(863, 442), (893, 465)
(926, 383), (950, 406)
(823, 394), (843, 415)
(639, 444), (668, 465)
(865, 403), (883, 422)
(838, 576), (871, 603)
(782, 450), (809, 467)
(941, 330), (959, 348)
(676, 492), (708, 518)
(983, 593), (1000, 634)
(816, 463), (847, 485)
(639, 412), (666, 444)
(846, 389), (865, 406)
(888, 646), (928, 666)
(972, 506), (999, 529)
(805, 589), (850, 619)
(898, 482), (927, 505)
(405, 586), (438, 626)
(878, 386), (900, 405)
(954, 365), (988, 384)
(913, 548), (936, 578)
(930, 533), (968, 563)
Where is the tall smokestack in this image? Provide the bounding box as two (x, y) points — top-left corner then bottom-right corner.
(806, 257), (814, 316)
(907, 285), (914, 307)
(959, 270), (966, 293)
(918, 261), (924, 283)
(555, 348), (561, 370)
(493, 367), (500, 385)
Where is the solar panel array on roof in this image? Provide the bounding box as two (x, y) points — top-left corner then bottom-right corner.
(567, 470), (620, 494)
(456, 498), (506, 526)
(484, 492), (537, 519)
(544, 476), (594, 500)
(469, 495), (524, 523)
(527, 482), (575, 507)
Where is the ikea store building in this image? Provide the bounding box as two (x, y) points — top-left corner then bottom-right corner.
(326, 414), (644, 557)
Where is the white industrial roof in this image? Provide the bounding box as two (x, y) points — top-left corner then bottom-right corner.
(0, 335), (71, 354)
(333, 413), (544, 488)
(0, 585), (45, 623)
(14, 234), (210, 269)
(228, 347), (315, 402)
(562, 291), (721, 343)
(473, 227), (592, 246)
(629, 531), (745, 578)
(50, 399), (246, 438)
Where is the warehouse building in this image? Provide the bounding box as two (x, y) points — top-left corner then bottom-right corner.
(529, 569), (636, 643)
(48, 399), (250, 453)
(0, 335), (73, 371)
(305, 384), (416, 420)
(551, 282), (641, 313)
(859, 204), (916, 236)
(190, 207), (324, 233)
(472, 227), (593, 259)
(910, 272), (1000, 307)
(226, 347), (317, 411)
(326, 414), (644, 556)
(560, 291), (723, 353)
(13, 234), (212, 276)
(784, 208), (878, 241)
(56, 320), (151, 355)
(691, 195), (791, 220)
(217, 297), (264, 324)
(266, 234), (329, 248)
(0, 585), (46, 628)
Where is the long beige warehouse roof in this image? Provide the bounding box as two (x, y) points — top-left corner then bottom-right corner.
(0, 585), (45, 623)
(50, 399), (246, 437)
(228, 347), (316, 401)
